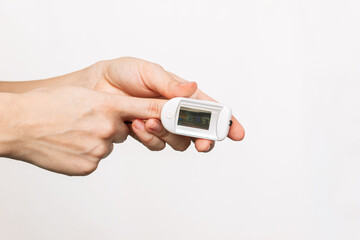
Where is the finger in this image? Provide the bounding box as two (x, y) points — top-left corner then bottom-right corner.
(168, 72), (245, 141)
(191, 137), (215, 153)
(131, 119), (166, 151)
(112, 122), (130, 143)
(145, 119), (191, 152)
(127, 123), (140, 142)
(140, 62), (198, 98)
(228, 116), (245, 141)
(112, 96), (167, 120)
(190, 89), (245, 141)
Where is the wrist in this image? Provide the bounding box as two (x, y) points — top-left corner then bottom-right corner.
(34, 61), (105, 90)
(0, 93), (22, 157)
(0, 62), (102, 93)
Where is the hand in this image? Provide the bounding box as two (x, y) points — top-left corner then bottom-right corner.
(1, 86), (166, 175)
(78, 57), (245, 152)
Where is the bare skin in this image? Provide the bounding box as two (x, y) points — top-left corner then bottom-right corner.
(0, 57), (245, 176)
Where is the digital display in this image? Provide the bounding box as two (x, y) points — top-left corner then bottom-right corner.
(177, 107), (211, 130)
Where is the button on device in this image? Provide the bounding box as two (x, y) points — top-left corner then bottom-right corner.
(166, 111), (173, 119)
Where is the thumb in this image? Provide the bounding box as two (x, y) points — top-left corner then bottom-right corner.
(141, 62), (198, 99)
(115, 96), (167, 120)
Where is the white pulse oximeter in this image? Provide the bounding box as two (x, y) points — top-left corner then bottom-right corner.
(161, 97), (232, 141)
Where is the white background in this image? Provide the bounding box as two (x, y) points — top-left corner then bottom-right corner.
(1, 0), (360, 239)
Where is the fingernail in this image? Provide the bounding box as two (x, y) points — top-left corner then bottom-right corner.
(133, 120), (144, 131)
(149, 121), (162, 132)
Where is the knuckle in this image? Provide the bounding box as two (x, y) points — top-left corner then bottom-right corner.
(141, 135), (165, 151)
(147, 102), (161, 116)
(120, 130), (130, 143)
(157, 129), (170, 138)
(79, 161), (99, 176)
(91, 140), (111, 159)
(96, 98), (113, 114)
(151, 63), (164, 71)
(114, 125), (130, 143)
(142, 134), (157, 146)
(144, 62), (164, 73)
(141, 62), (165, 82)
(114, 134), (128, 144)
(69, 158), (99, 176)
(92, 59), (106, 68)
(100, 121), (117, 139)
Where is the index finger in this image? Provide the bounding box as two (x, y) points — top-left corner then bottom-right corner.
(112, 95), (167, 120)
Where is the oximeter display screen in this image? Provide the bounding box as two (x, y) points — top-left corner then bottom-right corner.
(178, 107), (211, 130)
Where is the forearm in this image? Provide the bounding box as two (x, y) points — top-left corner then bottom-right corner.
(0, 79), (60, 93)
(0, 69), (91, 93)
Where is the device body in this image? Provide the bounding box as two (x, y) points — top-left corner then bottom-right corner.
(161, 97), (232, 141)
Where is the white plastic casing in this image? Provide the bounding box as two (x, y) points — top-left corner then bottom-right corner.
(161, 97), (232, 141)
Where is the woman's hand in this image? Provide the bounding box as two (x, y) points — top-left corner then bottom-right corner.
(0, 86), (166, 176)
(81, 57), (245, 152)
